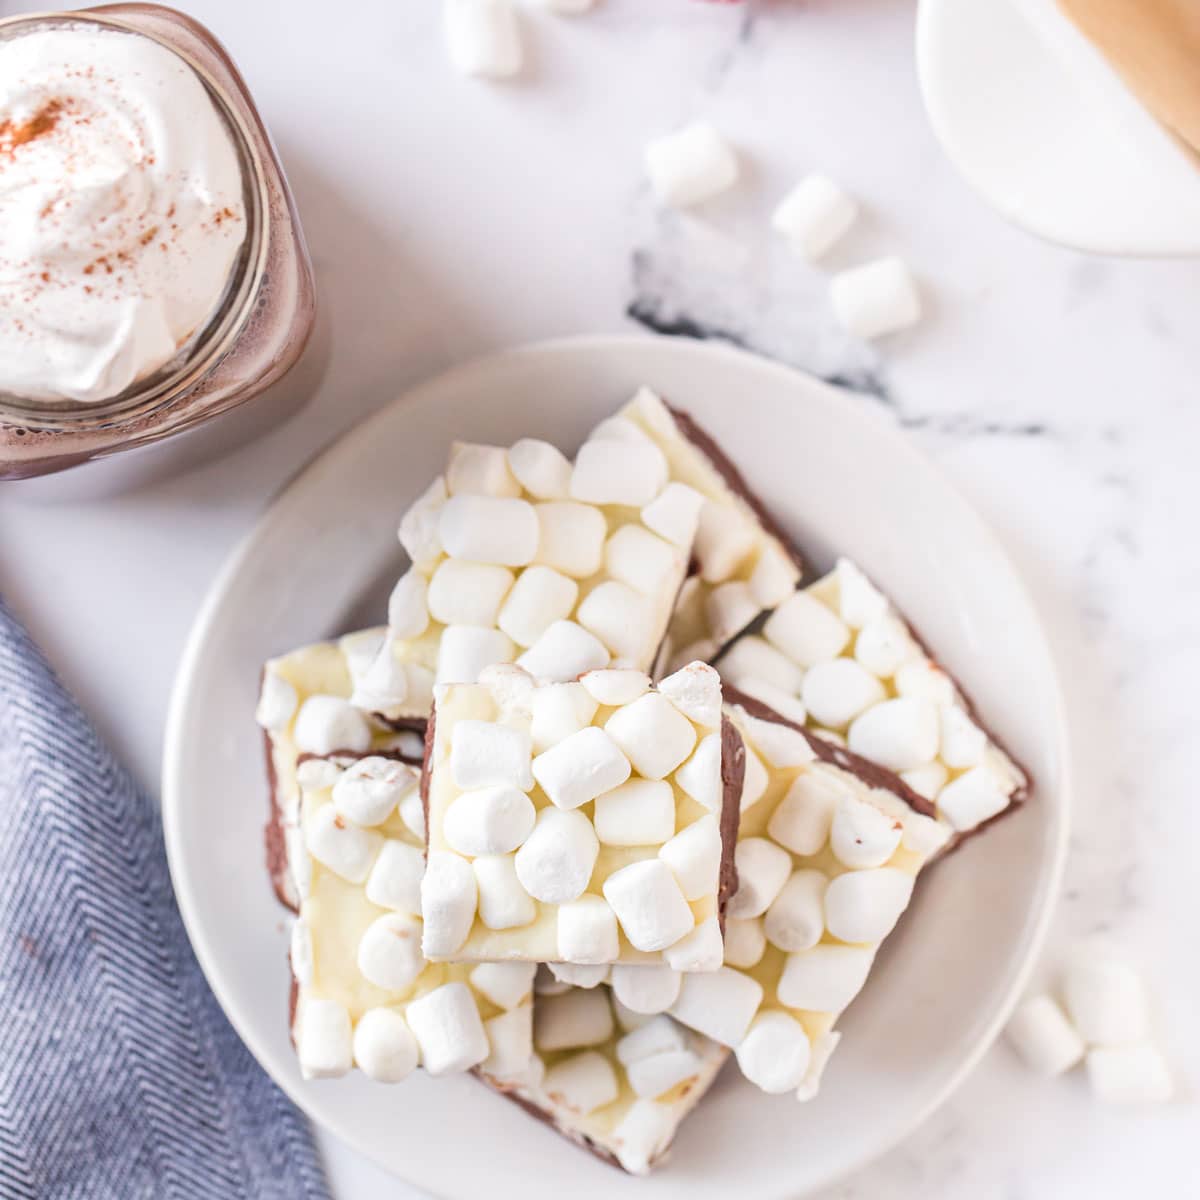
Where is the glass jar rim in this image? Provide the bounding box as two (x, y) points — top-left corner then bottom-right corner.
(0, 10), (271, 432)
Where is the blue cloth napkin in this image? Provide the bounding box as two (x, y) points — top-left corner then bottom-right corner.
(0, 599), (331, 1200)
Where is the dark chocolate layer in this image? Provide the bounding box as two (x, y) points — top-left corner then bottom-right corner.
(717, 715), (745, 920)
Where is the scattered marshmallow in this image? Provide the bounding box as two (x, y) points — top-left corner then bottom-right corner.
(765, 594), (851, 670)
(399, 784), (426, 841)
(534, 963), (571, 996)
(657, 661), (722, 728)
(580, 668), (651, 708)
(767, 769), (848, 856)
(645, 121), (739, 208)
(577, 581), (658, 661)
(534, 501), (607, 578)
(542, 1050), (619, 1115)
(674, 732), (724, 812)
(847, 697), (940, 773)
(706, 582), (761, 645)
(443, 785), (536, 857)
(296, 757), (341, 794)
(739, 743), (769, 812)
(1005, 995), (1086, 1077)
(658, 815), (722, 901)
(694, 503), (758, 584)
(735, 712), (815, 769)
(726, 837), (793, 919)
(497, 566), (578, 648)
(627, 1048), (703, 1099)
(305, 805), (382, 884)
(427, 559), (515, 627)
(899, 761), (948, 802)
(830, 795), (903, 869)
(669, 967), (763, 1047)
(517, 619), (610, 682)
(1086, 1044), (1173, 1105)
(293, 696), (372, 756)
(823, 867), (913, 944)
(937, 765), (1009, 831)
(751, 545), (801, 610)
(557, 894), (620, 964)
(937, 704), (987, 769)
(833, 559), (889, 628)
(482, 1004), (535, 1080)
(605, 525), (683, 599)
(723, 917), (766, 969)
(548, 962), (610, 988)
(296, 997), (353, 1079)
(398, 476), (447, 569)
(795, 1029), (841, 1101)
(532, 726), (631, 810)
(514, 807), (600, 904)
(507, 438), (572, 499)
(332, 757), (412, 827)
(735, 1011), (812, 1094)
(854, 615), (918, 678)
(641, 482), (705, 549)
(348, 638), (410, 713)
(612, 1100), (675, 1176)
(438, 494), (538, 566)
(405, 982), (490, 1075)
(469, 961), (536, 1010)
(436, 625), (516, 685)
(353, 1008), (419, 1083)
(473, 853), (538, 929)
(420, 851), (478, 956)
(535, 987), (614, 1051)
(764, 869), (827, 953)
(734, 676), (809, 726)
(444, 0), (522, 79)
(664, 915), (724, 972)
(571, 439), (668, 507)
(479, 663), (535, 719)
(894, 660), (956, 706)
(357, 913), (425, 991)
(603, 859), (695, 952)
(802, 660), (886, 730)
(255, 672), (297, 731)
(772, 174), (858, 261)
(719, 636), (805, 696)
(594, 779), (676, 847)
(617, 1014), (688, 1066)
(777, 944), (875, 1013)
(530, 682), (598, 751)
(830, 257), (921, 340)
(605, 693), (697, 780)
(446, 442), (521, 498)
(450, 719), (534, 791)
(1063, 952), (1150, 1047)
(610, 964), (682, 1015)
(365, 839), (426, 915)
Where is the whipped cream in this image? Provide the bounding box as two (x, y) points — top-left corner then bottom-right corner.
(0, 25), (248, 404)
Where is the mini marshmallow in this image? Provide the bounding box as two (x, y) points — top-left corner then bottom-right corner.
(290, 919), (314, 986)
(830, 795), (903, 869)
(626, 1050), (703, 1101)
(470, 961), (536, 1010)
(694, 502), (758, 584)
(557, 895), (620, 964)
(420, 851), (478, 957)
(427, 559), (515, 627)
(497, 566), (578, 648)
(293, 696), (372, 756)
(479, 663), (535, 719)
(357, 913), (425, 991)
(405, 982), (490, 1075)
(348, 638), (409, 713)
(603, 859), (695, 953)
(823, 868), (913, 944)
(735, 1011), (812, 1094)
(740, 744), (769, 812)
(938, 704), (987, 768)
(548, 962), (610, 989)
(605, 693), (697, 780)
(305, 806), (382, 884)
(332, 757), (412, 827)
(645, 121), (738, 208)
(444, 0), (522, 79)
(833, 559), (889, 628)
(657, 661), (722, 728)
(482, 1004), (535, 1081)
(296, 757), (341, 794)
(353, 1008), (419, 1083)
(847, 697), (940, 772)
(365, 839), (425, 915)
(534, 963), (571, 996)
(534, 502), (607, 579)
(613, 997), (654, 1032)
(438, 494), (538, 566)
(777, 944), (875, 1013)
(297, 997), (353, 1079)
(443, 785), (536, 857)
(446, 442), (521, 498)
(674, 733), (723, 812)
(706, 582), (761, 644)
(436, 625), (516, 685)
(1086, 1044), (1173, 1105)
(830, 256), (921, 340)
(894, 660), (956, 706)
(723, 917), (766, 969)
(514, 808), (600, 904)
(610, 964), (682, 1015)
(605, 525), (682, 599)
(735, 713), (816, 770)
(255, 672), (297, 731)
(766, 766), (845, 857)
(750, 545), (801, 610)
(854, 615), (919, 678)
(507, 438), (572, 499)
(663, 915), (723, 972)
(399, 785), (426, 841)
(577, 582), (658, 661)
(899, 761), (948, 802)
(670, 967), (763, 1047)
(726, 837), (792, 919)
(1063, 953), (1150, 1047)
(1005, 995), (1086, 1077)
(764, 869), (827, 953)
(534, 987), (614, 1051)
(532, 726), (631, 810)
(517, 620), (610, 682)
(530, 682), (598, 751)
(719, 636), (806, 696)
(764, 593), (851, 668)
(398, 476), (447, 569)
(735, 679), (809, 728)
(580, 668), (651, 708)
(641, 482), (705, 549)
(937, 765), (1009, 831)
(772, 173), (858, 261)
(589, 415), (653, 445)
(541, 1050), (619, 1115)
(795, 1029), (841, 1102)
(450, 720), (534, 791)
(658, 815), (722, 901)
(616, 1014), (688, 1066)
(612, 1100), (675, 1176)
(473, 853), (538, 929)
(594, 779), (676, 847)
(570, 440), (668, 507)
(802, 660), (886, 730)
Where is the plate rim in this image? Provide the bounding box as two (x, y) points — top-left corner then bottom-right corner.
(163, 332), (1072, 1197)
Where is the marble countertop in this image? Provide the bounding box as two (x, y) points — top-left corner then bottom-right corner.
(1, 0), (1196, 1195)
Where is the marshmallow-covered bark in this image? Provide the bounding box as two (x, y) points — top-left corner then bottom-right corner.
(493, 974), (728, 1175)
(662, 689), (948, 1100)
(595, 388), (803, 675)
(719, 558), (1030, 838)
(421, 662), (743, 966)
(257, 639), (535, 1086)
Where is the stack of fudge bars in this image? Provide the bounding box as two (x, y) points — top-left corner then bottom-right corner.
(257, 387), (1031, 1175)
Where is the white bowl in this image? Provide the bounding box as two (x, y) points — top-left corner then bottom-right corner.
(163, 335), (1069, 1200)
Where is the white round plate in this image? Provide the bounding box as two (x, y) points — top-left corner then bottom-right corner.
(164, 335), (1069, 1200)
(917, 0), (1200, 257)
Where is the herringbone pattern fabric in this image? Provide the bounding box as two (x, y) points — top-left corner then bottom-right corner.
(0, 599), (330, 1200)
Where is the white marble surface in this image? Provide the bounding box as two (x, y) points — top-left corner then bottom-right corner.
(1, 0), (1196, 1195)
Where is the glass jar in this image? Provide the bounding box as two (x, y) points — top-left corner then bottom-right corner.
(0, 5), (316, 482)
